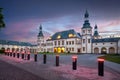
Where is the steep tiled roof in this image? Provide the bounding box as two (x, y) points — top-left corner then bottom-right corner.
(49, 29), (81, 40)
(92, 38), (120, 43)
(0, 40), (33, 46)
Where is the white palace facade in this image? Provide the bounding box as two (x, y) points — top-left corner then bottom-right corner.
(37, 11), (120, 54)
(0, 11), (120, 54)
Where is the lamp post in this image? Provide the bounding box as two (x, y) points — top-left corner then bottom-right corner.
(43, 54), (46, 64)
(98, 58), (104, 76)
(72, 55), (77, 70)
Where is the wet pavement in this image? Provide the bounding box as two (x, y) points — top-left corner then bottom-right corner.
(0, 54), (120, 80)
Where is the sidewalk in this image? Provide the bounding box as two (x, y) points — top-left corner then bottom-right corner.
(0, 54), (120, 80)
(105, 61), (120, 74)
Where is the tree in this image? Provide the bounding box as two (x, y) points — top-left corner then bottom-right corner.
(0, 8), (5, 30)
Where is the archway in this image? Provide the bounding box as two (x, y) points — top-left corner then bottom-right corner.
(7, 48), (10, 52)
(101, 47), (107, 54)
(1, 47), (5, 53)
(94, 47), (99, 53)
(109, 47), (115, 53)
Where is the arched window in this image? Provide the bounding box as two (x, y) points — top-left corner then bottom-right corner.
(109, 47), (115, 53)
(94, 47), (99, 53)
(101, 47), (107, 54)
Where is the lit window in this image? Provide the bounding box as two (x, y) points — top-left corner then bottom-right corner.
(68, 34), (73, 38)
(57, 35), (61, 39)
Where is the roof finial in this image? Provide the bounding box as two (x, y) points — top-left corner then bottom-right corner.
(84, 9), (89, 18)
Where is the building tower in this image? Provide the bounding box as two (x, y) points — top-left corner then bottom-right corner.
(81, 10), (92, 53)
(37, 25), (44, 52)
(93, 24), (99, 39)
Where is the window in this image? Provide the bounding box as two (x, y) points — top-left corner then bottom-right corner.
(66, 41), (68, 45)
(83, 47), (85, 51)
(69, 41), (71, 45)
(68, 34), (73, 38)
(83, 30), (85, 33)
(62, 40), (64, 45)
(88, 30), (91, 33)
(66, 48), (68, 51)
(72, 41), (74, 45)
(54, 41), (57, 45)
(69, 48), (71, 51)
(72, 48), (74, 51)
(58, 41), (60, 45)
(83, 39), (85, 43)
(88, 39), (90, 43)
(57, 35), (61, 39)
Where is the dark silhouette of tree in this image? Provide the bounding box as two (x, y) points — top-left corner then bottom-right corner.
(0, 8), (5, 30)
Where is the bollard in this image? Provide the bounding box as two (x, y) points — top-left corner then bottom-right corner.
(72, 55), (77, 70)
(22, 53), (24, 59)
(27, 54), (30, 60)
(34, 54), (37, 62)
(17, 53), (19, 58)
(8, 52), (10, 56)
(10, 52), (12, 56)
(98, 58), (104, 76)
(56, 55), (59, 66)
(43, 54), (46, 64)
(13, 53), (15, 57)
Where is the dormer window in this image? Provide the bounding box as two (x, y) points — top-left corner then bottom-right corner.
(69, 34), (73, 38)
(57, 35), (61, 39)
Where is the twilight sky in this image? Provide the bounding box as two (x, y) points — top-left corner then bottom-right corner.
(0, 0), (120, 43)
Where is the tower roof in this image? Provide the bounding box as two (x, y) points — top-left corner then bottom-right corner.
(84, 10), (89, 18)
(94, 24), (97, 29)
(82, 10), (92, 29)
(94, 25), (99, 36)
(38, 25), (44, 37)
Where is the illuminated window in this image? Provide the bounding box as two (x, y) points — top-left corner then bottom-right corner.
(57, 35), (61, 39)
(68, 34), (73, 38)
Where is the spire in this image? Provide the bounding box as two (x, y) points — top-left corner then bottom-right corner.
(38, 24), (44, 37)
(94, 24), (99, 36)
(82, 10), (92, 29)
(84, 10), (89, 19)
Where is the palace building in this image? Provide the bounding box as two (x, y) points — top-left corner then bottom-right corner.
(37, 11), (120, 54)
(0, 11), (120, 54)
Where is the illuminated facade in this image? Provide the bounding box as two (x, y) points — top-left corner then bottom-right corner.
(37, 11), (120, 54)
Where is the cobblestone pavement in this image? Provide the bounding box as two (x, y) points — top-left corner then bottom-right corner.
(0, 59), (46, 80)
(0, 54), (120, 80)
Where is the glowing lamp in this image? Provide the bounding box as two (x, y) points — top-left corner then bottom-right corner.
(98, 58), (104, 62)
(72, 55), (77, 62)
